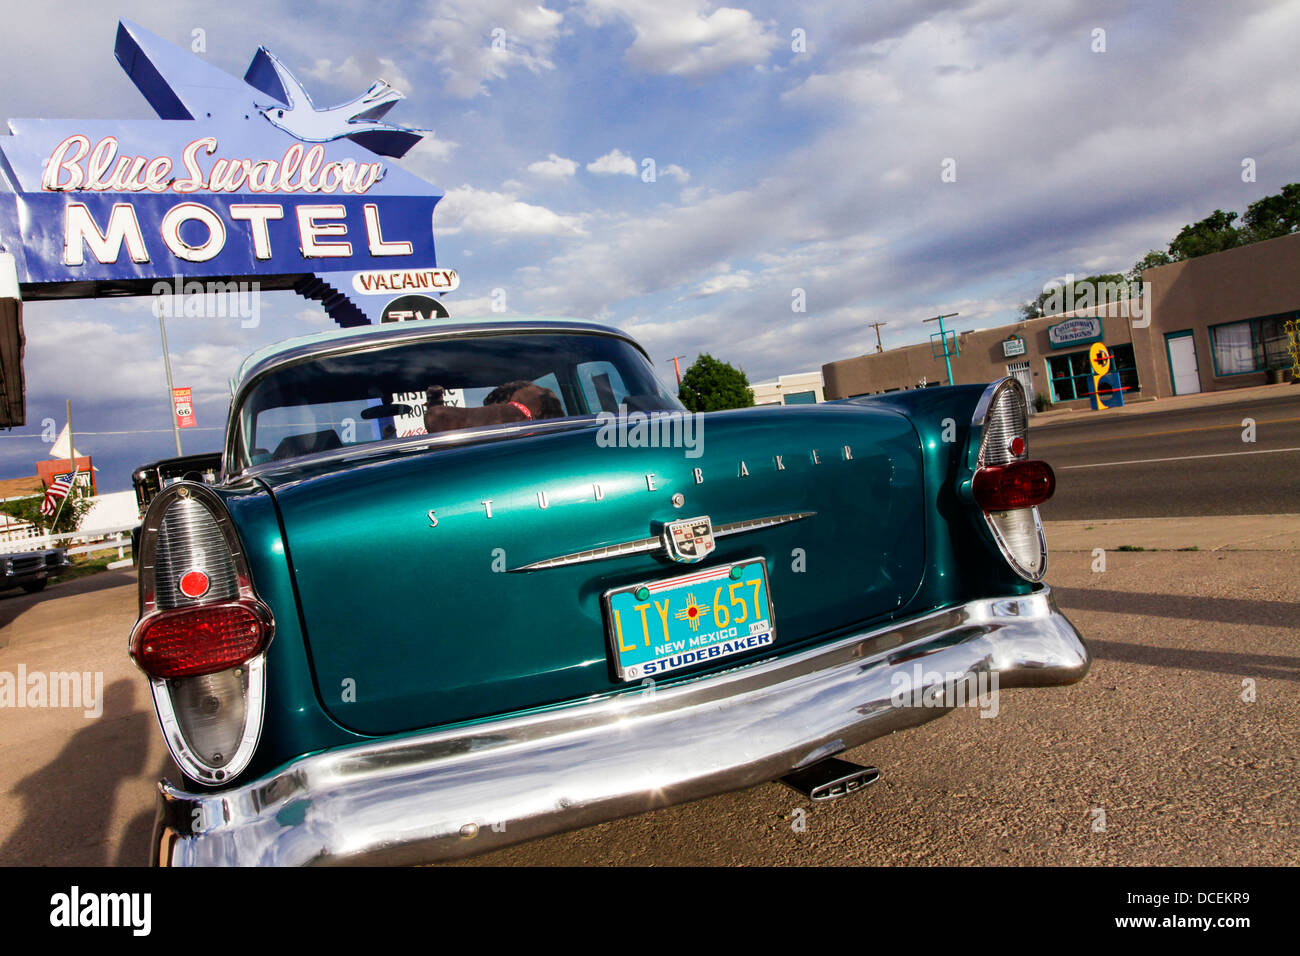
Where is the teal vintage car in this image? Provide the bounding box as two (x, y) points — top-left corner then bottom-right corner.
(132, 317), (1088, 865)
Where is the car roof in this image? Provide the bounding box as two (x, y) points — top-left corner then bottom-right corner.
(228, 316), (634, 395)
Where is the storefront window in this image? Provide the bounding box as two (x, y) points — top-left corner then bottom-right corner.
(1048, 344), (1141, 401)
(1212, 321), (1255, 374)
(1260, 317), (1291, 370)
(1211, 313), (1298, 375)
(1047, 350), (1091, 401)
(1110, 343), (1141, 394)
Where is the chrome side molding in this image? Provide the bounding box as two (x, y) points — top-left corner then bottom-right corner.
(509, 511), (816, 572)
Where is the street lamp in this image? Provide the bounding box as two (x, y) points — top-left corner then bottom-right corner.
(157, 307), (183, 455)
(923, 312), (960, 386)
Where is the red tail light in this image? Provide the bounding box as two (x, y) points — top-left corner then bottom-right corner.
(972, 460), (1055, 511)
(132, 600), (272, 679)
(132, 481), (275, 784)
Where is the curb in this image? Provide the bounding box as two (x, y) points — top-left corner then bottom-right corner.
(1043, 514), (1300, 553)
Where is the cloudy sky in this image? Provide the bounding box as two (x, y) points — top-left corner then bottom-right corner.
(2, 0), (1298, 491)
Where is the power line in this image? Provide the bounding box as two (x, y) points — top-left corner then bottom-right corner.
(0, 427), (224, 438)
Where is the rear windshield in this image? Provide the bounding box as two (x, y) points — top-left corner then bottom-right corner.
(232, 331), (682, 470)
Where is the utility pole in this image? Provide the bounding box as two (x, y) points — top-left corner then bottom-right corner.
(868, 321), (888, 352)
(50, 399), (77, 529)
(923, 312), (960, 386)
(158, 309), (183, 455)
(666, 356), (685, 386)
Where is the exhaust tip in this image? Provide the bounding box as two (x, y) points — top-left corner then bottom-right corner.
(780, 757), (881, 801)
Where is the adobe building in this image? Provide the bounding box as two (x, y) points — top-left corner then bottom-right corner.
(751, 370), (825, 406)
(822, 232), (1300, 409)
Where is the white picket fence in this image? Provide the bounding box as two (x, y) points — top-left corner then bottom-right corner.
(0, 521), (43, 546)
(0, 523), (137, 559)
(0, 490), (139, 558)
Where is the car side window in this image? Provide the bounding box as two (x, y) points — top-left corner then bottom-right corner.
(254, 400), (374, 461)
(576, 361), (628, 413)
(532, 372), (571, 414)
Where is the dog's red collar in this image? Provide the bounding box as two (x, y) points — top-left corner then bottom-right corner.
(506, 400), (533, 420)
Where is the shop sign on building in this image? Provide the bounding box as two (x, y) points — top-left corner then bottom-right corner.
(1047, 317), (1103, 350)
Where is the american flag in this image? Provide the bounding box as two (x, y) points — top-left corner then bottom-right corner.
(39, 471), (76, 518)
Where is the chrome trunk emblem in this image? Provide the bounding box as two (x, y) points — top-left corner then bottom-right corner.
(506, 511), (814, 572)
(662, 515), (716, 564)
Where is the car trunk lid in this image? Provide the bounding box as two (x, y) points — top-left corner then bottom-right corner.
(262, 405), (925, 735)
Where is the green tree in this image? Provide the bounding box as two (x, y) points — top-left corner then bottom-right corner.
(0, 484), (93, 536)
(1021, 272), (1128, 320)
(677, 353), (755, 412)
(1167, 209), (1242, 260)
(1242, 183), (1300, 242)
(1019, 185), (1300, 317)
(1127, 249), (1173, 285)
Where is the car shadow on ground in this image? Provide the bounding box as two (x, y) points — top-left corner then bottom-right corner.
(1083, 638), (1299, 683)
(1055, 586), (1300, 683)
(0, 569), (137, 635)
(0, 678), (157, 866)
(1054, 586), (1300, 627)
(113, 754), (179, 867)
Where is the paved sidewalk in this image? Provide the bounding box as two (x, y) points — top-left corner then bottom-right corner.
(1031, 381), (1298, 426)
(1044, 514), (1300, 552)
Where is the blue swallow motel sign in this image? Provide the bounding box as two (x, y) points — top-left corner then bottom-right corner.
(0, 20), (446, 316)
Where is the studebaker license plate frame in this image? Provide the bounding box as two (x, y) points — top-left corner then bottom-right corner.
(602, 557), (776, 682)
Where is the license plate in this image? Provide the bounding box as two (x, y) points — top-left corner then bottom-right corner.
(603, 558), (775, 682)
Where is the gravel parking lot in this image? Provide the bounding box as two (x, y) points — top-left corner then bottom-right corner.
(0, 544), (1295, 866)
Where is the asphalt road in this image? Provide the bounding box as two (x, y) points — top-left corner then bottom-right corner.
(1033, 390), (1300, 520)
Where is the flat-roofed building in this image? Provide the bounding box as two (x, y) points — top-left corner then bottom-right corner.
(751, 370), (825, 406)
(822, 232), (1300, 407)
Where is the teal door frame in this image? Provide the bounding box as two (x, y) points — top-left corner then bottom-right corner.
(1164, 329), (1200, 395)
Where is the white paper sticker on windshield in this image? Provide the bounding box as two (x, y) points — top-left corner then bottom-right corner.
(391, 389), (464, 437)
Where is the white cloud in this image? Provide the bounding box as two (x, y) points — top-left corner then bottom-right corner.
(661, 163), (690, 183)
(782, 67), (902, 107)
(527, 153), (579, 178)
(419, 0), (564, 98)
(581, 0), (778, 76)
(681, 271), (752, 298)
(442, 295), (512, 316)
(295, 306), (335, 328)
(22, 314), (244, 406)
(301, 54), (415, 101)
(399, 135), (460, 180)
(435, 185), (587, 236)
(587, 148), (638, 175)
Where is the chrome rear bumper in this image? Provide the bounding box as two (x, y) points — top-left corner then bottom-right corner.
(152, 586), (1088, 866)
